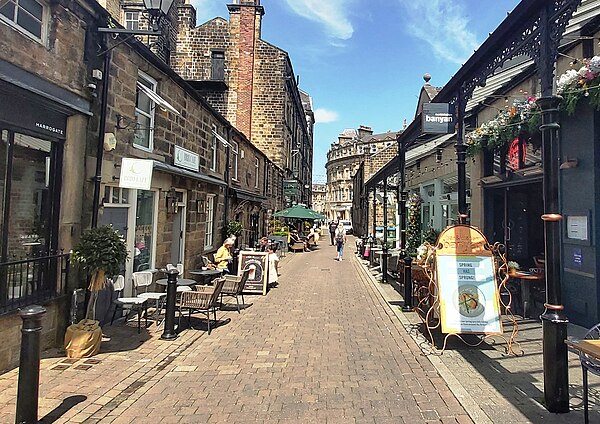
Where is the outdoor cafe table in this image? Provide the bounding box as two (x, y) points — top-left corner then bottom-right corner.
(508, 270), (544, 319)
(155, 278), (198, 287)
(189, 269), (223, 285)
(565, 339), (600, 424)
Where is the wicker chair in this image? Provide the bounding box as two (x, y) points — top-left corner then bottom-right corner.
(579, 323), (600, 424)
(178, 278), (225, 334)
(221, 268), (251, 313)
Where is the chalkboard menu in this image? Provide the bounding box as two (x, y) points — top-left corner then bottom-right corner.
(238, 251), (268, 295)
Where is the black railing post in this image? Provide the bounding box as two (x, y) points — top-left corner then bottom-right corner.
(370, 188), (377, 267)
(402, 254), (413, 312)
(538, 94), (569, 413)
(16, 305), (46, 424)
(382, 177), (388, 283)
(161, 269), (179, 340)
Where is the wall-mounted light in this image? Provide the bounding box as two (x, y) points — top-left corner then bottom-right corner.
(436, 148), (443, 163)
(166, 187), (178, 214)
(196, 199), (204, 214)
(559, 157), (578, 169)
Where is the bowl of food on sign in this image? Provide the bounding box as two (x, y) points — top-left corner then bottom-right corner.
(456, 285), (485, 317)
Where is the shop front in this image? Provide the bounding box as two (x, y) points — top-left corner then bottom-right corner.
(0, 75), (90, 313)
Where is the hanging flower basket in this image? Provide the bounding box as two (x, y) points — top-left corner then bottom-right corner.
(557, 56), (600, 114)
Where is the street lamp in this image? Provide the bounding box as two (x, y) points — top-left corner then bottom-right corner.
(97, 0), (175, 35)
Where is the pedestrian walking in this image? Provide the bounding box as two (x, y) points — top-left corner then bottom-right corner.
(334, 222), (346, 261)
(329, 220), (338, 246)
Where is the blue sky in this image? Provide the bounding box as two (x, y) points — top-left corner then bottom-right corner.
(192, 0), (521, 183)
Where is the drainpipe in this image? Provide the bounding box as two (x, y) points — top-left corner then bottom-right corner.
(91, 35), (111, 228)
(224, 126), (231, 232)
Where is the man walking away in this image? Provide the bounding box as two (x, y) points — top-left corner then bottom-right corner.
(335, 222), (347, 261)
(329, 221), (337, 246)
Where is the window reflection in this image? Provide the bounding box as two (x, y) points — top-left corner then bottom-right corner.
(134, 190), (155, 272)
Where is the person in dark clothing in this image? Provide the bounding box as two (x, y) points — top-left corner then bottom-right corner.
(329, 221), (338, 246)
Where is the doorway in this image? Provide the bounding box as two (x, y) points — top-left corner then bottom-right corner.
(484, 182), (544, 268)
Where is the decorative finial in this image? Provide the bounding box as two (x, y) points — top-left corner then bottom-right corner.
(423, 73), (431, 84)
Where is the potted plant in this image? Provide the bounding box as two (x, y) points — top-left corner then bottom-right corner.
(71, 225), (129, 320)
(224, 220), (243, 239)
(66, 225), (128, 358)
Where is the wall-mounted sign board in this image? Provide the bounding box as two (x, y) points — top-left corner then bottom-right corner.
(238, 251), (268, 295)
(435, 225), (502, 335)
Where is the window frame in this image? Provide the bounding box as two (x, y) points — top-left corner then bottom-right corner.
(133, 71), (157, 152)
(210, 125), (218, 172)
(254, 157), (259, 189)
(204, 194), (215, 248)
(231, 140), (239, 181)
(0, 0), (48, 43)
(124, 10), (140, 31)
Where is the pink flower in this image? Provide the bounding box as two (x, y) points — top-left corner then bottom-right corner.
(585, 70), (596, 80)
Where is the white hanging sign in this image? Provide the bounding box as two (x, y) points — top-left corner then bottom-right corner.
(119, 158), (153, 190)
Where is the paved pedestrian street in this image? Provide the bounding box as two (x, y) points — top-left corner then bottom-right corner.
(0, 240), (598, 423)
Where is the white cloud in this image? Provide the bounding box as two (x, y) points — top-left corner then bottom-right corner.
(284, 0), (354, 40)
(314, 108), (339, 123)
(398, 0), (479, 65)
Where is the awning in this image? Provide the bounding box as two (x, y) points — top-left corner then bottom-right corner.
(137, 82), (180, 116)
(232, 188), (266, 202)
(153, 161), (226, 187)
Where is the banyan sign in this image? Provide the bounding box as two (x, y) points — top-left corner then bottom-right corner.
(422, 103), (455, 134)
(435, 225), (502, 335)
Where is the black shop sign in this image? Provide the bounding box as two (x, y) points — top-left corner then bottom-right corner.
(422, 103), (455, 134)
(0, 93), (67, 139)
(238, 251), (269, 295)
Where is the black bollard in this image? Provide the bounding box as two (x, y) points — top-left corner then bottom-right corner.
(161, 269), (179, 340)
(16, 305), (46, 424)
(402, 254), (413, 312)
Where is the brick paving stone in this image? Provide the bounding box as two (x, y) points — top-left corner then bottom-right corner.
(0, 238), (480, 423)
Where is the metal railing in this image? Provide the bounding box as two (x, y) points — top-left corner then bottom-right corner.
(0, 251), (70, 315)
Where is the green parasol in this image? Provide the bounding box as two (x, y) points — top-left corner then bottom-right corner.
(273, 205), (326, 220)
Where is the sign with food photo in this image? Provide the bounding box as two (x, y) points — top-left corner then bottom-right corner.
(437, 255), (502, 334)
(435, 226), (502, 335)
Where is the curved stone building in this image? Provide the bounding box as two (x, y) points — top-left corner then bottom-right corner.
(325, 126), (400, 221)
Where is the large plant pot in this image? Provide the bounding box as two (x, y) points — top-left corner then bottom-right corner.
(64, 319), (102, 358)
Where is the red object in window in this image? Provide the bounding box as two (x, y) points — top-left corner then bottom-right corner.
(508, 138), (527, 170)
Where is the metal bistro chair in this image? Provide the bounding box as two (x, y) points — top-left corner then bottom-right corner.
(221, 267), (251, 313)
(133, 271), (166, 327)
(579, 323), (600, 424)
(178, 277), (225, 334)
(110, 275), (148, 333)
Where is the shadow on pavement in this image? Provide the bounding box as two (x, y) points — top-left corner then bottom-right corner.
(38, 395), (87, 423)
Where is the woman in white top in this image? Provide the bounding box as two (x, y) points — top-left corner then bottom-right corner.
(334, 223), (347, 261)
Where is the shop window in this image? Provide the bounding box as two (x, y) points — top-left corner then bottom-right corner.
(231, 140), (238, 181)
(205, 194), (215, 248)
(133, 190), (156, 272)
(134, 72), (156, 151)
(103, 186), (130, 205)
(124, 11), (140, 31)
(0, 0), (46, 41)
(0, 131), (55, 259)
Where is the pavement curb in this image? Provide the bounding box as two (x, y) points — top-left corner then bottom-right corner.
(352, 253), (494, 424)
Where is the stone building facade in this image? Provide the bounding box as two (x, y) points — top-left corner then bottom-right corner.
(311, 184), (327, 216)
(172, 0), (314, 205)
(0, 0), (286, 371)
(325, 126), (400, 221)
(0, 0), (99, 370)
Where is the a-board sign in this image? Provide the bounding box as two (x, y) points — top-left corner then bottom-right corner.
(435, 225), (502, 335)
(238, 251), (268, 295)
